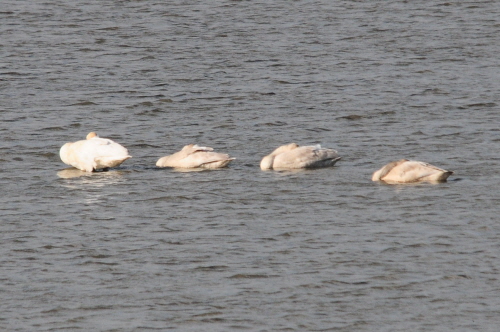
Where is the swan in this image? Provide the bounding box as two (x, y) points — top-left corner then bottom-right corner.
(260, 143), (341, 170)
(372, 159), (453, 183)
(59, 132), (131, 172)
(156, 144), (235, 169)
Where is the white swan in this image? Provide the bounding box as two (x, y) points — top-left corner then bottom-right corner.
(260, 143), (341, 170)
(156, 144), (235, 169)
(59, 132), (131, 172)
(372, 159), (453, 183)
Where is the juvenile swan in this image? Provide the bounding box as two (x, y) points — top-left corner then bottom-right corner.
(156, 144), (234, 169)
(59, 132), (131, 172)
(372, 159), (453, 183)
(260, 143), (341, 170)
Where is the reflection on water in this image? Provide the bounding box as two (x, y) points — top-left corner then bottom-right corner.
(57, 168), (92, 179)
(57, 168), (129, 205)
(266, 167), (338, 175)
(57, 167), (127, 185)
(376, 179), (450, 186)
(169, 167), (217, 173)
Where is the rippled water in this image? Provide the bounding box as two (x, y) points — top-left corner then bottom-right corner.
(2, 1), (500, 331)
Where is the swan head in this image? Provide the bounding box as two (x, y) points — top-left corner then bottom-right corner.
(86, 132), (98, 140)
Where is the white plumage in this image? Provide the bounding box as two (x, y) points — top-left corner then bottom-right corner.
(260, 143), (341, 170)
(60, 132), (131, 172)
(156, 144), (234, 169)
(372, 159), (453, 183)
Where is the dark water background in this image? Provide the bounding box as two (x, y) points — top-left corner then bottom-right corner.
(1, 1), (500, 331)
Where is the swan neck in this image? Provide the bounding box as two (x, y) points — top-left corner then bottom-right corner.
(260, 155), (274, 170)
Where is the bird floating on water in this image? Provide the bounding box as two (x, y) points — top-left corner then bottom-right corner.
(59, 132), (131, 172)
(372, 159), (453, 183)
(156, 144), (235, 169)
(260, 143), (341, 170)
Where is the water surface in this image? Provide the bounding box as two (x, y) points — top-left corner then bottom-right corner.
(1, 1), (500, 331)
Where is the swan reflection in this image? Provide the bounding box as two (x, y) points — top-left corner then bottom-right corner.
(57, 167), (127, 187)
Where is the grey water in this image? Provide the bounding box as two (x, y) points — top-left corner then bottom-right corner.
(1, 0), (500, 331)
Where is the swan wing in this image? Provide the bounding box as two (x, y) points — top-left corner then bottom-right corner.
(377, 160), (452, 182)
(181, 144), (214, 154)
(399, 160), (452, 182)
(274, 145), (340, 169)
(157, 145), (231, 168)
(83, 138), (131, 170)
(184, 151), (234, 168)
